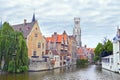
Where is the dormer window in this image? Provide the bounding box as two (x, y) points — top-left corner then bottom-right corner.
(35, 33), (38, 37)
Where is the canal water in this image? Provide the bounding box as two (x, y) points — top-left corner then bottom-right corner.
(0, 65), (120, 80)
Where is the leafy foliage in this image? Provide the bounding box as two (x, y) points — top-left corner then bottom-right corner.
(94, 40), (113, 62)
(76, 59), (88, 67)
(0, 22), (28, 73)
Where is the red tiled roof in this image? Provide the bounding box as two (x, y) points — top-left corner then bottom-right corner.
(46, 37), (52, 42)
(46, 32), (68, 43)
(57, 34), (62, 43)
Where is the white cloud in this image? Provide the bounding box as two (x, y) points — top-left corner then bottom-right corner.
(0, 0), (120, 48)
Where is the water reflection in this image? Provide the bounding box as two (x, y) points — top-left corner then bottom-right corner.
(0, 65), (120, 80)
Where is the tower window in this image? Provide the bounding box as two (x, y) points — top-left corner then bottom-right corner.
(33, 51), (36, 56)
(75, 21), (79, 24)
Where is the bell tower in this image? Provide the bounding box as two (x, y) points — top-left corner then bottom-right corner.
(73, 17), (82, 47)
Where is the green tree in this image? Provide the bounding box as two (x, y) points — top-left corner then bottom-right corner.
(0, 22), (28, 73)
(94, 43), (103, 61)
(104, 40), (113, 54)
(76, 59), (88, 67)
(94, 40), (113, 63)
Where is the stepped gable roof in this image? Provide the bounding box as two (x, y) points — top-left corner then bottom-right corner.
(12, 21), (35, 38)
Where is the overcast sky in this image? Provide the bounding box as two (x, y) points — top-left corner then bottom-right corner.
(0, 0), (120, 48)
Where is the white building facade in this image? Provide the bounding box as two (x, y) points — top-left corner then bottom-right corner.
(102, 28), (120, 73)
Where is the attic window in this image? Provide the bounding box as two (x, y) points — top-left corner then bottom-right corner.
(35, 33), (38, 37)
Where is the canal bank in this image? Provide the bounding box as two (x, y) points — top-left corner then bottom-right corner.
(0, 65), (120, 80)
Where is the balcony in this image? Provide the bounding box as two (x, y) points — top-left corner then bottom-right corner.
(31, 56), (39, 58)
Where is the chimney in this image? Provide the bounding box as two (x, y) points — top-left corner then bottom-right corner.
(54, 32), (57, 35)
(63, 30), (66, 34)
(24, 19), (27, 24)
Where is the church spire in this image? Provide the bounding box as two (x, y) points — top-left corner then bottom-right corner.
(32, 9), (36, 22)
(32, 13), (36, 22)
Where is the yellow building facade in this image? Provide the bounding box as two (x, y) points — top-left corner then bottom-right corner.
(27, 21), (46, 58)
(12, 16), (46, 59)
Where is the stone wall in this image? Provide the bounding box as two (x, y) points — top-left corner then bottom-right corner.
(29, 58), (49, 71)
